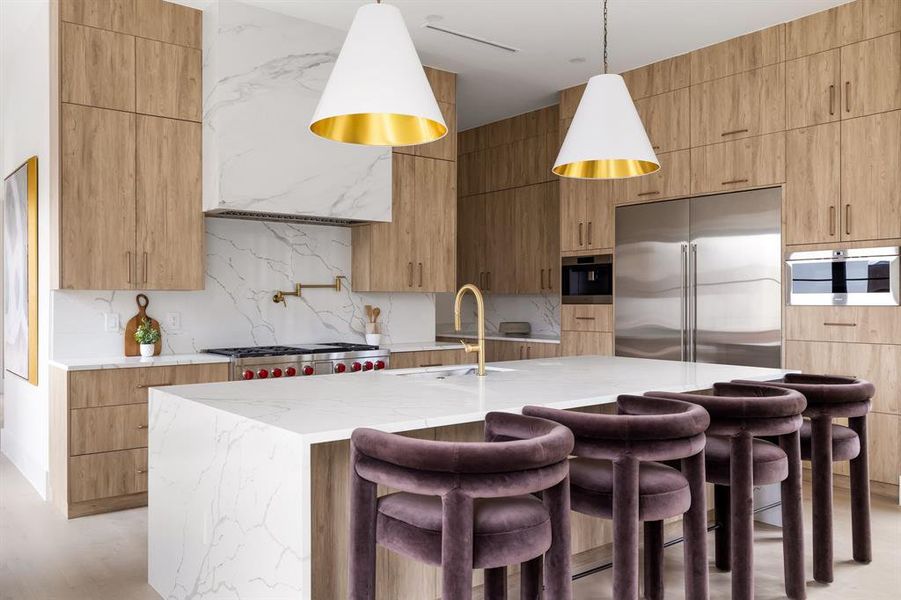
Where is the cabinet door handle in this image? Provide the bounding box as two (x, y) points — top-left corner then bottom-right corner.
(527, 346), (532, 359)
(721, 128), (749, 137)
(575, 316), (596, 320)
(419, 363), (442, 367)
(587, 222), (593, 246)
(845, 204), (851, 235)
(721, 178), (749, 186)
(540, 268), (545, 290)
(519, 345), (524, 359)
(823, 322), (856, 327)
(829, 84), (835, 115)
(637, 191), (660, 197)
(845, 81), (851, 113)
(487, 271), (491, 291)
(829, 206), (836, 236)
(136, 383), (172, 389)
(651, 145), (661, 150)
(143, 252), (148, 284)
(126, 251), (133, 284)
(418, 262), (423, 287)
(137, 469), (147, 475)
(407, 262), (414, 287)
(578, 222), (584, 246)
(137, 424), (148, 430)
(546, 269), (553, 291)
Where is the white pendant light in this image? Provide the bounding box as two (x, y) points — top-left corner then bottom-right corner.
(310, 1), (447, 147)
(553, 0), (659, 179)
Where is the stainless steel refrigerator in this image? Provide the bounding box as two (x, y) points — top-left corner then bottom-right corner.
(614, 188), (782, 368)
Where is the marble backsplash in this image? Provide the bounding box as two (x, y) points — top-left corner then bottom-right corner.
(52, 218), (436, 358)
(435, 292), (561, 337)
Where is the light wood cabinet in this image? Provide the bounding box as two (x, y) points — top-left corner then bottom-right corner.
(515, 183), (560, 293)
(785, 305), (901, 345)
(50, 362), (229, 518)
(485, 340), (560, 362)
(690, 132), (785, 195)
(60, 104), (136, 290)
(784, 123), (841, 245)
(561, 305), (614, 333)
(690, 63), (785, 147)
(484, 189), (517, 293)
(634, 88), (690, 153)
(136, 115), (204, 289)
(456, 193), (486, 288)
(613, 150), (691, 206)
(840, 33), (901, 119)
(786, 49), (841, 129)
(559, 179), (614, 252)
(785, 0), (901, 59)
(61, 22), (135, 112)
(621, 54), (690, 100)
(388, 348), (474, 369)
(135, 37), (202, 121)
(560, 331), (613, 357)
(690, 25), (785, 83)
(394, 68), (456, 161)
(60, 0), (202, 48)
(354, 153), (456, 292)
(841, 111), (901, 241)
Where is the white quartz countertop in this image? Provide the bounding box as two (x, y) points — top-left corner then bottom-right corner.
(436, 331), (561, 344)
(50, 353), (231, 372)
(152, 356), (789, 445)
(383, 341), (463, 353)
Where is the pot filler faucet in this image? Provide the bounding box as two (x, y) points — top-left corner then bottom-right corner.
(453, 283), (487, 376)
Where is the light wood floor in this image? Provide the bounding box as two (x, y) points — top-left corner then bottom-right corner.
(1, 453), (899, 600)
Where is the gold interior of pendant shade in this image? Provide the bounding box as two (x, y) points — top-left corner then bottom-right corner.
(553, 158), (660, 179)
(310, 112), (447, 146)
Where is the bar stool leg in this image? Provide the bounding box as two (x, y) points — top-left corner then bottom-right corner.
(542, 476), (572, 599)
(484, 567), (507, 600)
(614, 456), (641, 600)
(730, 433), (754, 600)
(643, 520), (664, 600)
(520, 556), (543, 600)
(348, 461), (378, 600)
(442, 490), (475, 600)
(849, 415), (872, 564)
(714, 484), (731, 572)
(811, 417), (834, 584)
(780, 429), (806, 599)
(682, 451), (709, 600)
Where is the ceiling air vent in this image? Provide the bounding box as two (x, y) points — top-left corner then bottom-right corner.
(422, 24), (520, 53)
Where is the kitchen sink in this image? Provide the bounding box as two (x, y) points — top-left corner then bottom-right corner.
(385, 365), (515, 380)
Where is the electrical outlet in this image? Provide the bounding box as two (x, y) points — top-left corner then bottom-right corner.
(104, 313), (120, 332)
(165, 312), (182, 331)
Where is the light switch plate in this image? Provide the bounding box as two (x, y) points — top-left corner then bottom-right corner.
(165, 312), (182, 332)
(104, 313), (120, 332)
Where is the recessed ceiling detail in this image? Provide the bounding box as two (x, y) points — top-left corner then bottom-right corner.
(421, 23), (520, 53)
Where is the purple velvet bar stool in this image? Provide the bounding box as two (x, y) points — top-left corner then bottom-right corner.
(348, 411), (574, 600)
(733, 374), (875, 583)
(524, 395), (710, 600)
(645, 383), (807, 600)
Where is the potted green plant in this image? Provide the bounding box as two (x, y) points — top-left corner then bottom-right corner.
(134, 318), (161, 357)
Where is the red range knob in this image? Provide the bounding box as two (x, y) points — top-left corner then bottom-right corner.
(272, 368), (283, 378)
(363, 361), (374, 371)
(303, 365), (315, 376)
(257, 369), (269, 379)
(285, 367), (297, 377)
(375, 360), (385, 370)
(242, 370), (255, 380)
(335, 363), (347, 373)
(351, 362), (362, 372)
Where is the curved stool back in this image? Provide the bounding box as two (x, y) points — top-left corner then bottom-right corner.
(733, 374), (875, 582)
(349, 412), (574, 600)
(524, 396), (710, 600)
(645, 383), (807, 600)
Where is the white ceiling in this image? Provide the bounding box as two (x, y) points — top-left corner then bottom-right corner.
(196, 0), (853, 130)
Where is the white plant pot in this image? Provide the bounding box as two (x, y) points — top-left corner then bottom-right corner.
(365, 333), (381, 346)
(140, 344), (155, 357)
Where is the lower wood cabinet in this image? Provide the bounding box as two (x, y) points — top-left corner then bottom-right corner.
(785, 306), (901, 345)
(560, 331), (614, 357)
(388, 348), (474, 369)
(50, 362), (229, 518)
(484, 340), (560, 362)
(561, 304), (614, 333)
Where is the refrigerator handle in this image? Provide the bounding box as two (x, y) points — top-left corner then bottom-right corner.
(690, 243), (698, 362)
(680, 243), (688, 361)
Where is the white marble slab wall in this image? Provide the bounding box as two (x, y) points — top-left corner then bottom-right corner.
(203, 1), (391, 221)
(436, 292), (561, 337)
(52, 219), (436, 358)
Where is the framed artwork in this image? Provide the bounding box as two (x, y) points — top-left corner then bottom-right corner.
(3, 156), (38, 385)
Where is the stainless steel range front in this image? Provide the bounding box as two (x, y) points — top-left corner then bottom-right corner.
(204, 342), (389, 380)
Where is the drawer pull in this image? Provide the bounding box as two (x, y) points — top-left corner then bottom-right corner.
(721, 178), (749, 186)
(721, 128), (749, 137)
(419, 363), (442, 367)
(137, 469), (147, 475)
(845, 204), (851, 235)
(823, 322), (857, 327)
(575, 316), (596, 320)
(651, 145), (661, 150)
(137, 424), (148, 430)
(136, 383), (172, 389)
(637, 191), (660, 197)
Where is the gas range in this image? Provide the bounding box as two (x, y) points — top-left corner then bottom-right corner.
(204, 342), (389, 381)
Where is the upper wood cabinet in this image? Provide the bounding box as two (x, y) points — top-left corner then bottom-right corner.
(784, 123), (841, 245)
(61, 23), (135, 112)
(785, 0), (901, 59)
(785, 49), (841, 129)
(634, 88), (690, 153)
(135, 37), (202, 121)
(690, 132), (785, 195)
(353, 153), (456, 292)
(559, 179), (614, 252)
(690, 25), (784, 83)
(394, 68), (456, 161)
(690, 63), (785, 147)
(60, 0), (202, 49)
(515, 183), (560, 294)
(841, 33), (901, 119)
(621, 54), (690, 99)
(613, 150), (691, 206)
(457, 193), (485, 288)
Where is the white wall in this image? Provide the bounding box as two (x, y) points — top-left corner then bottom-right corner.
(1, 0), (53, 497)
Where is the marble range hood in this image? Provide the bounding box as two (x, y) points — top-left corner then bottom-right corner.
(202, 1), (392, 226)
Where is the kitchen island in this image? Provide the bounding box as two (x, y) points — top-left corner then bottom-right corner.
(148, 355), (789, 600)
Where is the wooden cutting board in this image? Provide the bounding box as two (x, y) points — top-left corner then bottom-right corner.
(124, 294), (162, 357)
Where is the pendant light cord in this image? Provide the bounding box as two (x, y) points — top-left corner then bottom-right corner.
(602, 0), (608, 74)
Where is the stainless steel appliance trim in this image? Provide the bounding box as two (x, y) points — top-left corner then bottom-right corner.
(787, 246), (900, 261)
(690, 242), (698, 362)
(680, 242), (688, 361)
(561, 254), (614, 305)
(786, 248), (900, 306)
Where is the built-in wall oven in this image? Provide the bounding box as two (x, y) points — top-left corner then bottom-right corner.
(562, 254), (613, 304)
(786, 247), (900, 306)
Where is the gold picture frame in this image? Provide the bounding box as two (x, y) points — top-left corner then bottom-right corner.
(3, 156), (39, 385)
